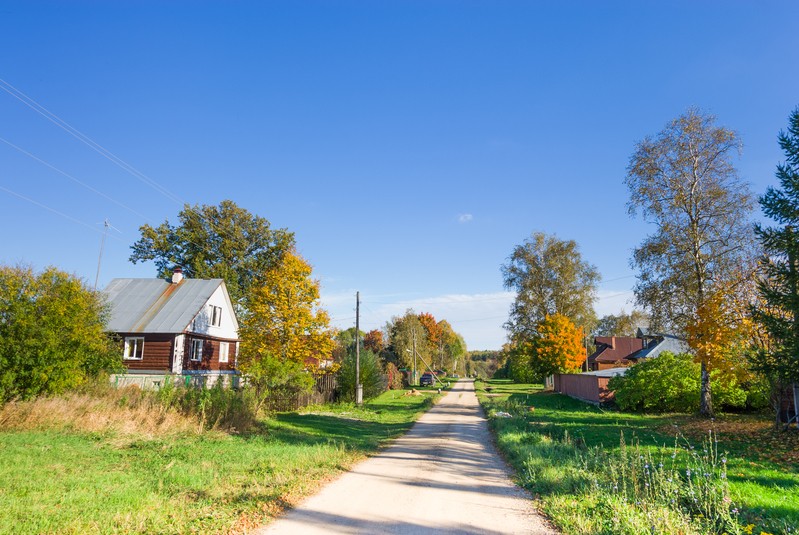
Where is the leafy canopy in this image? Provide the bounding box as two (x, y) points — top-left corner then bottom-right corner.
(508, 314), (584, 382)
(625, 108), (755, 416)
(502, 232), (599, 342)
(239, 250), (334, 365)
(130, 200), (294, 306)
(0, 265), (121, 401)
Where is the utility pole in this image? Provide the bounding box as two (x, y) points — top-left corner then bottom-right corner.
(355, 292), (362, 405)
(94, 219), (110, 291)
(412, 329), (418, 386)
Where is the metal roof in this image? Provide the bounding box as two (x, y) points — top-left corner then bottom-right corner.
(104, 278), (225, 333)
(636, 334), (691, 359)
(581, 367), (630, 378)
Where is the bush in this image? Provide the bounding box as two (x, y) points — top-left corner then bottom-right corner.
(338, 349), (385, 402)
(609, 352), (701, 412)
(0, 265), (122, 402)
(384, 361), (404, 390)
(609, 352), (754, 413)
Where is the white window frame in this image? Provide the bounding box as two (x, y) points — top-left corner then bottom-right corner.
(219, 341), (229, 363)
(190, 339), (203, 362)
(210, 305), (222, 327)
(123, 337), (144, 360)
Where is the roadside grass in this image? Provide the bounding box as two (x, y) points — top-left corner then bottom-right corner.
(476, 379), (799, 535)
(0, 388), (439, 535)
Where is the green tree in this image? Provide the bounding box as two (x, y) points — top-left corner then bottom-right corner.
(438, 320), (467, 374)
(129, 200), (294, 306)
(0, 265), (121, 401)
(502, 232), (599, 344)
(386, 310), (429, 370)
(338, 349), (385, 402)
(751, 106), (799, 426)
(594, 310), (649, 337)
(625, 109), (755, 417)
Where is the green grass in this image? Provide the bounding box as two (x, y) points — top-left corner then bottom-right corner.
(476, 379), (799, 535)
(0, 389), (439, 535)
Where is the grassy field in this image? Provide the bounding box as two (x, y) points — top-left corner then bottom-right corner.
(476, 379), (799, 535)
(0, 389), (439, 534)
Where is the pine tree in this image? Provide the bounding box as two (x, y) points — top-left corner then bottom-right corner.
(752, 107), (799, 426)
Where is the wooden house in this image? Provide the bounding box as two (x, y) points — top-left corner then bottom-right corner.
(104, 268), (239, 384)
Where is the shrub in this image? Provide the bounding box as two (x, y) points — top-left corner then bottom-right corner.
(338, 349), (385, 402)
(609, 352), (753, 413)
(384, 361), (404, 390)
(0, 265), (122, 402)
(609, 352), (701, 412)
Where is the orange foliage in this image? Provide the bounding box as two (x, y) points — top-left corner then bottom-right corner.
(534, 313), (585, 373)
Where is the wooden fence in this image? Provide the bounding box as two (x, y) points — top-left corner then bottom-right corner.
(264, 374), (339, 412)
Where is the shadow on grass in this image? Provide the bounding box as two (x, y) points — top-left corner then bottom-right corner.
(271, 413), (413, 450)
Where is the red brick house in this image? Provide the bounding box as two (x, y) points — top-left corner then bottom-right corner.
(104, 269), (239, 385)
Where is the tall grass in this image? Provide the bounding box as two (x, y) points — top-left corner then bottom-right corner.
(486, 398), (744, 535)
(0, 378), (256, 437)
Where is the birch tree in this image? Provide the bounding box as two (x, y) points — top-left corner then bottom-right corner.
(626, 108), (755, 417)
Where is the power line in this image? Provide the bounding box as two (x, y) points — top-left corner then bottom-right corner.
(0, 184), (125, 242)
(0, 78), (183, 205)
(0, 136), (152, 222)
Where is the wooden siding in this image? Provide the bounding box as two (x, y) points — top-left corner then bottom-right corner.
(120, 333), (174, 372)
(182, 335), (237, 372)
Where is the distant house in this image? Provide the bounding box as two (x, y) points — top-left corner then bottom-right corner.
(588, 336), (643, 370)
(587, 328), (690, 371)
(104, 268), (239, 386)
(557, 328), (691, 403)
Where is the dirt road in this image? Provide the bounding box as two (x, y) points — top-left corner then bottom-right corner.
(256, 380), (554, 534)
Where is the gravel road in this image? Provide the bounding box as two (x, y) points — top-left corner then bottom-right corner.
(256, 379), (555, 534)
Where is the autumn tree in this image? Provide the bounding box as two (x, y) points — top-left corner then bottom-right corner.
(130, 200), (294, 306)
(418, 312), (442, 360)
(363, 329), (385, 355)
(751, 106), (799, 425)
(509, 314), (584, 382)
(386, 310), (429, 371)
(438, 319), (466, 373)
(502, 232), (599, 345)
(238, 250), (334, 409)
(0, 265), (121, 401)
(626, 109), (755, 416)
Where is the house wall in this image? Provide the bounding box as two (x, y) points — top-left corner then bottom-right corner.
(120, 333), (174, 372)
(182, 335), (238, 372)
(187, 285), (238, 340)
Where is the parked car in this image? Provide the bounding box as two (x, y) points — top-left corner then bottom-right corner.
(420, 372), (435, 386)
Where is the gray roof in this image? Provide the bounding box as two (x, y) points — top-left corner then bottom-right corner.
(104, 278), (225, 333)
(636, 334), (691, 359)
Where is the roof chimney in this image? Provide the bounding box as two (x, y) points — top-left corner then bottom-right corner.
(171, 266), (184, 284)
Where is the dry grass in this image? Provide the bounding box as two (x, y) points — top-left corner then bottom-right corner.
(0, 385), (201, 438)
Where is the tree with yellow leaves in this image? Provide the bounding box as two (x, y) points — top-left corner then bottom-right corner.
(509, 313), (585, 381)
(238, 250), (334, 411)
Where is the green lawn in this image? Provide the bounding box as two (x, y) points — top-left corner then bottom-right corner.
(477, 379), (799, 535)
(0, 389), (438, 535)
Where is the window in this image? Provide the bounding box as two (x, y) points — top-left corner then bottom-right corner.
(190, 339), (203, 361)
(210, 305), (222, 327)
(219, 342), (229, 363)
(123, 337), (144, 360)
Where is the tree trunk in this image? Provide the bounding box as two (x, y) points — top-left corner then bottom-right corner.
(699, 362), (713, 417)
(775, 385), (783, 430)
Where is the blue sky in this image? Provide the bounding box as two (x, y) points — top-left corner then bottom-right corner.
(1, 1), (798, 349)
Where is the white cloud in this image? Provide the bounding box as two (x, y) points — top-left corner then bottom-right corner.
(457, 213), (473, 223)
